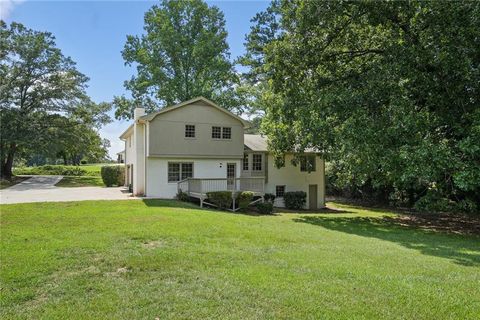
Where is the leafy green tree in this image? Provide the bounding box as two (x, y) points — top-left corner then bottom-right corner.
(0, 21), (92, 178)
(114, 0), (244, 120)
(242, 1), (480, 211)
(45, 111), (111, 165)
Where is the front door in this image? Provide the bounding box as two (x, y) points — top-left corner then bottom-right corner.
(227, 163), (236, 190)
(309, 184), (318, 210)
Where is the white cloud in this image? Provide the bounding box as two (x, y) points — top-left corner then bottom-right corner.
(0, 0), (24, 21)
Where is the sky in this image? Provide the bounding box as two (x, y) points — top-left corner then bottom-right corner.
(1, 0), (269, 159)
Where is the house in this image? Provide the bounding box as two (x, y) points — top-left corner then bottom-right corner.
(116, 151), (125, 163)
(119, 97), (325, 209)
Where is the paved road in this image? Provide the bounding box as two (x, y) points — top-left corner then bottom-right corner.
(0, 176), (135, 204)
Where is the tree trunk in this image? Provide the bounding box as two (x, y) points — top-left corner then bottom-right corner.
(1, 144), (16, 180)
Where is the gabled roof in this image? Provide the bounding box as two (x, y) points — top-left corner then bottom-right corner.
(140, 96), (249, 128)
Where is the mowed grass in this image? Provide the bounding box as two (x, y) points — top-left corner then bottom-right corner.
(1, 200), (479, 319)
(54, 176), (104, 187)
(12, 163), (113, 187)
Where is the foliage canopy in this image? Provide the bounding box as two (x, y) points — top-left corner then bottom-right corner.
(0, 21), (111, 176)
(114, 0), (244, 120)
(241, 0), (480, 211)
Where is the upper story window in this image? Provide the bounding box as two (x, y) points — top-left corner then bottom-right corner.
(185, 125), (195, 138)
(252, 154), (262, 171)
(242, 154), (249, 171)
(222, 127), (232, 139)
(212, 126), (231, 139)
(212, 126), (221, 139)
(300, 155), (316, 172)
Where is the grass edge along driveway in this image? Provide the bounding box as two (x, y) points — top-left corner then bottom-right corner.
(1, 200), (479, 319)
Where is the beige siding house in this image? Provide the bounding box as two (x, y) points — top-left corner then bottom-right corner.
(120, 97), (325, 209)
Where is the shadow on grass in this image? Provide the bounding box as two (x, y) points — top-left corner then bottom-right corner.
(142, 199), (280, 217)
(294, 216), (480, 267)
(142, 199), (203, 209)
(275, 207), (354, 214)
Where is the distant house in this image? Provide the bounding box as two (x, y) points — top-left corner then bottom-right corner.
(119, 97), (325, 209)
(117, 151), (125, 163)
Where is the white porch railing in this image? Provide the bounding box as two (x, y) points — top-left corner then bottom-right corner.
(178, 177), (265, 195)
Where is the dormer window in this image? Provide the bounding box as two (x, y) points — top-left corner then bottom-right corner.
(222, 127), (231, 139)
(185, 124), (195, 138)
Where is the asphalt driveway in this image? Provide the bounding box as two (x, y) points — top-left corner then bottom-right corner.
(0, 176), (134, 204)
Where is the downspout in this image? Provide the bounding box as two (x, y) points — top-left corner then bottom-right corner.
(124, 139), (127, 187)
(144, 121), (148, 196)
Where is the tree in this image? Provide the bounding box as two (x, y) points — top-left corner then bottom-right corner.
(241, 1), (480, 211)
(114, 0), (244, 120)
(0, 21), (90, 178)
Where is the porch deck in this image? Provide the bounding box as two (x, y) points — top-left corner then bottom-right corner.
(177, 177), (265, 210)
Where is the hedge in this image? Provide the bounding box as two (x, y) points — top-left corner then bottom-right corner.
(256, 202), (274, 214)
(176, 190), (190, 202)
(206, 191), (233, 209)
(264, 193), (276, 203)
(284, 191), (307, 210)
(100, 165), (124, 187)
(237, 191), (254, 210)
(14, 165), (87, 176)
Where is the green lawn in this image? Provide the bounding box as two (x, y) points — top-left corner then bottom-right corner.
(1, 200), (478, 319)
(11, 163), (115, 187)
(54, 176), (104, 187)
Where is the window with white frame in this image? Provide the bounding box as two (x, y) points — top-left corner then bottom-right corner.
(185, 124), (195, 138)
(181, 163), (193, 180)
(276, 185), (285, 197)
(168, 162), (193, 182)
(242, 154), (249, 171)
(212, 126), (221, 139)
(300, 155), (316, 172)
(252, 153), (262, 171)
(222, 127), (232, 139)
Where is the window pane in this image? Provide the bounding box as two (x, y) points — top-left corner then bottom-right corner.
(211, 126), (221, 139)
(252, 154), (262, 171)
(242, 154), (249, 170)
(227, 163), (236, 179)
(300, 155), (316, 172)
(185, 125), (195, 138)
(276, 185), (285, 197)
(308, 156), (316, 171)
(168, 163), (180, 182)
(222, 127), (231, 139)
(181, 163), (193, 180)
